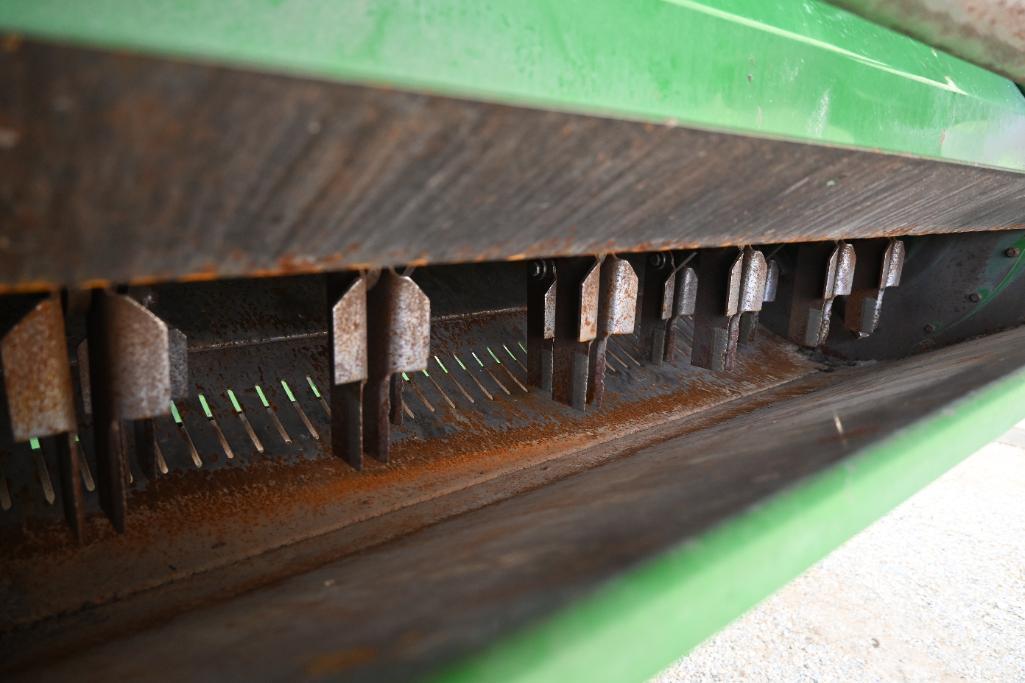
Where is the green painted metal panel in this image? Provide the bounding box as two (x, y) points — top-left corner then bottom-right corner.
(431, 366), (1025, 683)
(1, 1), (1024, 171)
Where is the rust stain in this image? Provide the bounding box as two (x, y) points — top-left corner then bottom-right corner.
(305, 646), (378, 677)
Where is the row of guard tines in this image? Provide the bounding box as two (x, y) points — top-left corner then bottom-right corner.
(0, 239), (902, 541)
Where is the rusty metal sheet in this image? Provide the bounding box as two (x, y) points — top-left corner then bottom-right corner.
(102, 294), (173, 421)
(0, 297), (76, 441)
(552, 257), (598, 409)
(383, 274), (430, 375)
(597, 257), (638, 337)
(363, 271), (431, 462)
(330, 275), (368, 385)
(588, 256), (639, 407)
(577, 260), (601, 343)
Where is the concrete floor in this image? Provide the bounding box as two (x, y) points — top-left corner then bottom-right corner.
(655, 428), (1025, 682)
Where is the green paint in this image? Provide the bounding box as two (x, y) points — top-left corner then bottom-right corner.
(471, 352), (485, 368)
(434, 356), (449, 374)
(28, 437), (40, 450)
(454, 356), (468, 372)
(487, 347), (502, 365)
(503, 345), (518, 362)
(227, 388), (243, 413)
(197, 393), (213, 419)
(254, 385), (270, 408)
(435, 367), (1025, 683)
(1, 1), (1023, 170)
(422, 369), (431, 378)
(169, 400), (183, 424)
(517, 342), (528, 355)
(305, 376), (321, 399)
(401, 372), (410, 382)
(279, 379), (296, 402)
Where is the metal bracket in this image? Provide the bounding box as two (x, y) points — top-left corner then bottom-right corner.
(364, 270), (430, 463)
(844, 239), (905, 337)
(692, 247), (768, 371)
(526, 260), (557, 392)
(587, 255), (639, 407)
(1, 295), (85, 540)
(86, 291), (187, 532)
(327, 273), (369, 470)
(787, 241), (856, 347)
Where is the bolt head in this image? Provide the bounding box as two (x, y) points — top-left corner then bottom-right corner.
(529, 261), (546, 279)
(649, 253), (667, 269)
(968, 292), (981, 303)
(1006, 247), (1021, 258)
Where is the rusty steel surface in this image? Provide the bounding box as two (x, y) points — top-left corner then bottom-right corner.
(364, 271), (431, 463)
(0, 313), (818, 651)
(11, 325), (1025, 682)
(587, 256), (639, 407)
(329, 275), (368, 385)
(98, 294), (174, 421)
(577, 260), (601, 343)
(551, 257), (599, 410)
(827, 0), (1025, 83)
(0, 297), (76, 440)
(1, 43), (1025, 291)
(596, 257), (638, 338)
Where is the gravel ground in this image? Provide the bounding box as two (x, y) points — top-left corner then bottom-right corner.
(655, 429), (1025, 682)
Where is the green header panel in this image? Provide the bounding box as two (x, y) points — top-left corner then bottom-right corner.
(1, 0), (1024, 171)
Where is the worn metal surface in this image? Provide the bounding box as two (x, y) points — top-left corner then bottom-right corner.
(691, 247), (769, 371)
(740, 253), (780, 345)
(526, 261), (557, 391)
(84, 292), (183, 532)
(328, 273), (368, 469)
(587, 256), (639, 407)
(329, 276), (367, 386)
(844, 238), (906, 337)
(665, 253), (699, 363)
(1, 0), (1023, 171)
(0, 297), (75, 440)
(15, 326), (1025, 683)
(0, 297), (84, 539)
(631, 253), (676, 366)
(827, 0), (1025, 83)
(98, 294), (174, 421)
(786, 242), (857, 348)
(551, 258), (599, 410)
(0, 307), (817, 653)
(0, 43), (1024, 291)
(821, 230), (1025, 360)
(364, 271), (430, 462)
